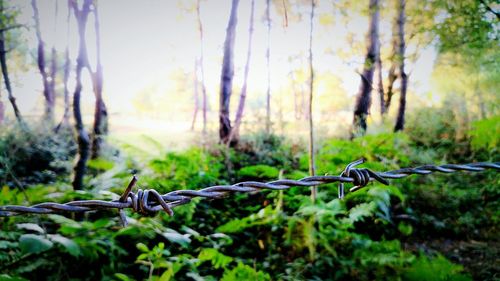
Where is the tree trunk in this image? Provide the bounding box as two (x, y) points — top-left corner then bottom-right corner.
(191, 59), (199, 131)
(0, 87), (3, 124)
(196, 0), (208, 136)
(265, 0), (271, 134)
(90, 2), (108, 159)
(353, 0), (380, 135)
(0, 24), (22, 123)
(228, 0), (255, 146)
(49, 47), (57, 101)
(219, 0), (239, 144)
(70, 0), (92, 190)
(376, 48), (385, 116)
(55, 3), (71, 132)
(394, 0), (407, 132)
(385, 63), (397, 113)
(384, 4), (400, 114)
(32, 0), (55, 122)
(308, 0), (317, 202)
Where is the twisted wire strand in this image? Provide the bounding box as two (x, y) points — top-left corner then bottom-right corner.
(1, 160), (498, 226)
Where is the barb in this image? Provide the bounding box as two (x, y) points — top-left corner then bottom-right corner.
(1, 160), (498, 226)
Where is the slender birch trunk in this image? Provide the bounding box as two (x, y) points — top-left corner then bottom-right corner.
(384, 4), (402, 114)
(196, 0), (208, 136)
(308, 0), (317, 202)
(0, 3), (22, 124)
(32, 0), (55, 122)
(191, 59), (199, 131)
(55, 3), (71, 132)
(265, 0), (272, 134)
(228, 0), (255, 145)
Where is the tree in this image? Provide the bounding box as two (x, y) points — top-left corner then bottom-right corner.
(0, 0), (22, 124)
(219, 0), (240, 144)
(383, 0), (401, 115)
(352, 0), (380, 135)
(90, 1), (108, 159)
(55, 3), (72, 132)
(375, 39), (384, 116)
(228, 0), (255, 145)
(189, 0), (208, 136)
(70, 0), (92, 190)
(393, 0), (407, 132)
(429, 0), (499, 121)
(308, 0), (316, 202)
(32, 0), (55, 122)
(191, 58), (200, 131)
(48, 0), (57, 115)
(265, 0), (272, 134)
(196, 0), (208, 136)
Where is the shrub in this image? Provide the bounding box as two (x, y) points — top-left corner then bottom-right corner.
(0, 123), (75, 187)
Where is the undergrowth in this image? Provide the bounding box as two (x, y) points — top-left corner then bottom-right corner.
(0, 115), (498, 280)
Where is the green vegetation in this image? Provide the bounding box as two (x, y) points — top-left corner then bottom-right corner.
(0, 113), (497, 281)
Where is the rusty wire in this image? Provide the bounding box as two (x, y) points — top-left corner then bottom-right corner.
(0, 159), (498, 226)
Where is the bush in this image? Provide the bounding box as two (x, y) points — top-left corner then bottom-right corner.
(405, 107), (460, 146)
(0, 124), (75, 187)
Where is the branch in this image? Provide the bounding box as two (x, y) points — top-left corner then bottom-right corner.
(0, 24), (24, 33)
(479, 0), (500, 20)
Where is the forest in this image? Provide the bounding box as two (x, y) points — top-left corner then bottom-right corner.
(0, 0), (498, 280)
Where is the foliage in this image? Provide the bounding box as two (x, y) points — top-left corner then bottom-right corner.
(469, 116), (499, 152)
(221, 262), (270, 281)
(404, 255), (472, 281)
(0, 124), (75, 187)
(0, 126), (497, 280)
(147, 148), (224, 192)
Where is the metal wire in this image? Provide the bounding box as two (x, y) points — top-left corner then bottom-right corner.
(0, 159), (498, 226)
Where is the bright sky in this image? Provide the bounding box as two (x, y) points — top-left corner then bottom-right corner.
(5, 0), (436, 129)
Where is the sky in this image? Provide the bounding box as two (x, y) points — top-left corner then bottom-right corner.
(4, 0), (437, 134)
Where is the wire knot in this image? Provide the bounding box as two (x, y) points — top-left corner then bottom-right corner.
(117, 176), (174, 226)
(338, 159), (389, 199)
(127, 189), (174, 217)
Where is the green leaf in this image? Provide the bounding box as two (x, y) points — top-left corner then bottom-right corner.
(19, 234), (53, 254)
(48, 214), (82, 229)
(398, 222), (413, 236)
(16, 223), (45, 234)
(0, 241), (18, 249)
(136, 242), (149, 253)
(348, 202), (376, 223)
(198, 248), (233, 269)
(91, 218), (112, 229)
(158, 267), (174, 281)
(114, 273), (134, 281)
(161, 230), (191, 247)
(136, 253), (148, 260)
(47, 234), (81, 257)
(0, 274), (29, 281)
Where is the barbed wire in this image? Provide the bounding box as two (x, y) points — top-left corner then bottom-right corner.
(0, 159), (498, 226)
